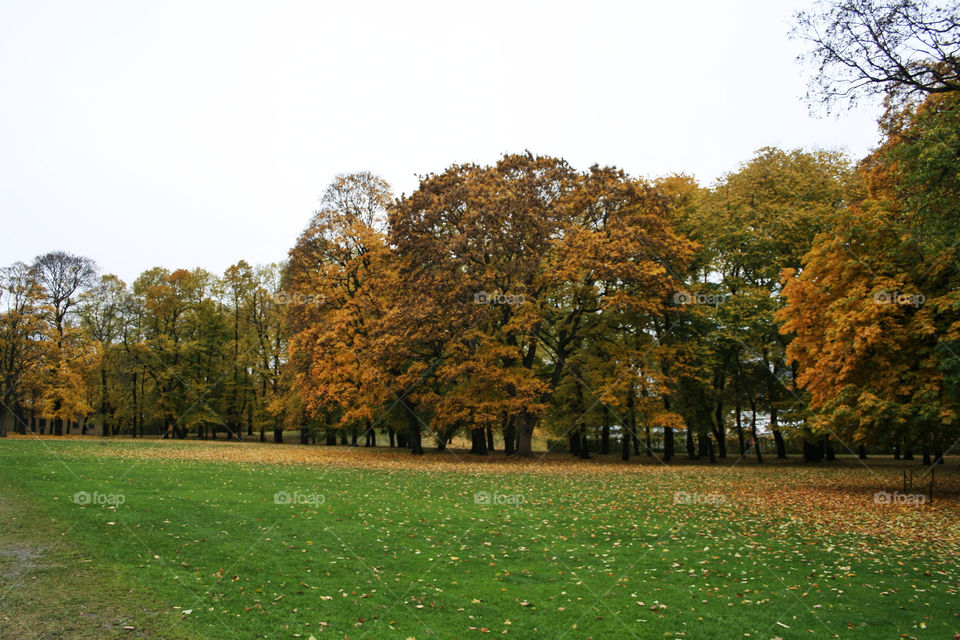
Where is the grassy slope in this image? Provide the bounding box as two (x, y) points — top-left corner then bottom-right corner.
(1, 438), (958, 639)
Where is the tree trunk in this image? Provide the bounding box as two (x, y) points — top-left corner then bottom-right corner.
(622, 389), (635, 462)
(750, 404), (763, 464)
(364, 421), (375, 447)
(712, 376), (726, 458)
(858, 444), (867, 459)
(388, 427), (395, 448)
(486, 425), (494, 452)
(403, 400), (423, 455)
(686, 429), (696, 459)
(663, 427), (674, 462)
(472, 427), (487, 455)
(515, 411), (535, 457)
(697, 434), (709, 458)
(735, 400), (745, 456)
(100, 366), (109, 436)
(600, 408), (610, 455)
(569, 428), (580, 456)
(273, 415), (283, 444)
(771, 405), (786, 458)
(503, 414), (515, 456)
(773, 429), (786, 459)
(578, 428), (590, 460)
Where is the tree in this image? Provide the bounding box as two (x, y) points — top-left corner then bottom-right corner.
(79, 275), (128, 435)
(0, 264), (48, 436)
(794, 0), (960, 109)
(31, 251), (98, 434)
(386, 154), (693, 458)
(285, 173), (396, 449)
(779, 92), (960, 458)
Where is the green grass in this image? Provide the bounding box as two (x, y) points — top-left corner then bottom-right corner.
(1, 438), (958, 639)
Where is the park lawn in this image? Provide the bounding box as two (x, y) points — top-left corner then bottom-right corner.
(0, 438), (958, 639)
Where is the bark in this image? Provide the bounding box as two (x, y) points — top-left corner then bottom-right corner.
(99, 366), (109, 436)
(578, 428), (590, 460)
(622, 388), (635, 462)
(503, 414), (516, 456)
(515, 410), (535, 457)
(472, 427), (487, 455)
(750, 403), (763, 464)
(771, 406), (786, 458)
(364, 421), (375, 447)
(403, 399), (424, 455)
(569, 429), (580, 456)
(773, 429), (787, 459)
(663, 427), (674, 462)
(273, 415), (283, 444)
(735, 400), (745, 457)
(712, 372), (727, 458)
(485, 425), (494, 452)
(600, 407), (610, 455)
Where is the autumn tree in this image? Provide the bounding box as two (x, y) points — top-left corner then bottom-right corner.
(79, 274), (129, 435)
(0, 263), (48, 436)
(780, 92), (960, 460)
(386, 154), (693, 458)
(285, 172), (396, 448)
(30, 251), (98, 435)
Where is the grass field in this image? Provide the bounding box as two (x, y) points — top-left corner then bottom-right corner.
(1, 438), (958, 639)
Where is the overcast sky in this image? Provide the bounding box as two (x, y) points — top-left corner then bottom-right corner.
(1, 0), (883, 284)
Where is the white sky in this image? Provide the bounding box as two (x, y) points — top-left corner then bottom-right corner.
(1, 0), (882, 284)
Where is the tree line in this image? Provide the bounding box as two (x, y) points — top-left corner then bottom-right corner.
(2, 0), (958, 464)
